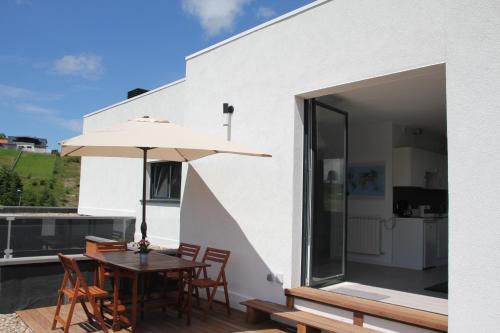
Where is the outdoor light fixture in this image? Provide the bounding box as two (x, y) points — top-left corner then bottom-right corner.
(223, 102), (234, 140)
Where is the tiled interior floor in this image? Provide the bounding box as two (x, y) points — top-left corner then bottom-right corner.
(322, 262), (448, 315)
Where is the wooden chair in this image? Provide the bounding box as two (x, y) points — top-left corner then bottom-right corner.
(52, 253), (109, 333)
(95, 241), (128, 286)
(191, 247), (231, 316)
(94, 241), (129, 330)
(162, 243), (201, 312)
(166, 242), (201, 280)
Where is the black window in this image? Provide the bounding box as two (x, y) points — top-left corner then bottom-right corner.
(150, 162), (181, 200)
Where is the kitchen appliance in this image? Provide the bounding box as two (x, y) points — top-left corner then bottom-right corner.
(395, 200), (412, 217)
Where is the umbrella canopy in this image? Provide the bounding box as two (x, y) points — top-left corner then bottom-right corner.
(61, 116), (271, 161)
(60, 116), (271, 240)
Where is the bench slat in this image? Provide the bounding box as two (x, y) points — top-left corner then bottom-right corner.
(286, 287), (448, 332)
(242, 299), (380, 333)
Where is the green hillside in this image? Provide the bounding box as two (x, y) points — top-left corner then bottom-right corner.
(0, 149), (18, 166)
(0, 149), (80, 207)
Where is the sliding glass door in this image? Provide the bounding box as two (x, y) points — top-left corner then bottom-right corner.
(302, 99), (348, 287)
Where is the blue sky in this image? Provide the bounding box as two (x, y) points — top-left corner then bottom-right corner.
(0, 0), (313, 149)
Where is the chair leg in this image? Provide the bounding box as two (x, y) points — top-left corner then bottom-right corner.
(205, 287), (211, 309)
(194, 286), (200, 307)
(207, 286), (218, 310)
(222, 282), (231, 315)
(51, 291), (64, 330)
(63, 296), (78, 333)
(79, 299), (93, 323)
(89, 296), (109, 333)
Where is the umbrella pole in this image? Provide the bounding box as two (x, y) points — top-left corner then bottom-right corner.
(141, 148), (148, 240)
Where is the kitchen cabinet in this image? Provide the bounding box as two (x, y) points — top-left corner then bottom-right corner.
(393, 218), (424, 270)
(393, 147), (448, 189)
(393, 218), (448, 270)
(424, 221), (437, 268)
(436, 218), (448, 265)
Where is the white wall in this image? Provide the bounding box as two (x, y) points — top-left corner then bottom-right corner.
(180, 0), (445, 308)
(393, 124), (447, 154)
(79, 80), (186, 247)
(446, 0), (500, 331)
(79, 0), (446, 314)
(347, 122), (394, 266)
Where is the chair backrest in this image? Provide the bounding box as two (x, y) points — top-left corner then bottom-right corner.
(57, 253), (90, 292)
(199, 247), (230, 282)
(96, 241), (128, 253)
(177, 242), (201, 261)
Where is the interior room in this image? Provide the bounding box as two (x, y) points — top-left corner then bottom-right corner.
(312, 64), (448, 314)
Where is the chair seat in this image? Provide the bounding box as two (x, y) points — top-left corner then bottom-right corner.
(191, 278), (223, 288)
(62, 285), (108, 299)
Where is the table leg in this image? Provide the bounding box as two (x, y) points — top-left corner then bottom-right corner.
(112, 270), (120, 331)
(140, 274), (145, 320)
(186, 269), (193, 325)
(177, 270), (183, 319)
(131, 272), (138, 333)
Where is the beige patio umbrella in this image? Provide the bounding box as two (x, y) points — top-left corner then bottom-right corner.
(60, 116), (271, 240)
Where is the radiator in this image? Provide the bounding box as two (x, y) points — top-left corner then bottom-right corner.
(347, 217), (382, 255)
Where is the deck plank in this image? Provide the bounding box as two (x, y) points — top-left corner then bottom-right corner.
(17, 302), (294, 333)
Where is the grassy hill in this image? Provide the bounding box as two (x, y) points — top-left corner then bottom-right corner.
(0, 149), (80, 207)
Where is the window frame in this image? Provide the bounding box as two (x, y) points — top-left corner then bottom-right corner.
(148, 161), (182, 203)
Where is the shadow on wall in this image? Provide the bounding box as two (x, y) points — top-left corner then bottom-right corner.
(180, 165), (284, 308)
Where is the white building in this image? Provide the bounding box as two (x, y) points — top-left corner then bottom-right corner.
(78, 1), (500, 332)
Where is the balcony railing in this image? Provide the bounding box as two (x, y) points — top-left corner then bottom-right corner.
(0, 215), (135, 259)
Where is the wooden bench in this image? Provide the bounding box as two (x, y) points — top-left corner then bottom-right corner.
(285, 287), (448, 332)
(241, 299), (380, 333)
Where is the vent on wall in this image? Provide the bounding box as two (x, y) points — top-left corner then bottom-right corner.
(127, 88), (149, 99)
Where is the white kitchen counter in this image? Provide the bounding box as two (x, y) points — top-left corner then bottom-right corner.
(393, 217), (448, 270)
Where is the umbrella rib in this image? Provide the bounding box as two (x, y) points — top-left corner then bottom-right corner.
(65, 146), (83, 156)
(174, 148), (188, 162)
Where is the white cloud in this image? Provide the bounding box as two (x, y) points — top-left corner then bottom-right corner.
(256, 6), (276, 19)
(16, 103), (56, 115)
(52, 53), (103, 80)
(182, 0), (252, 37)
(15, 104), (82, 132)
(0, 84), (62, 101)
(0, 84), (33, 99)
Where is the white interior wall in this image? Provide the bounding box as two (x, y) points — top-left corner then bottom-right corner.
(347, 122), (394, 266)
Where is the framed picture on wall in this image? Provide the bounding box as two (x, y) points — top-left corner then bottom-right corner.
(347, 163), (385, 199)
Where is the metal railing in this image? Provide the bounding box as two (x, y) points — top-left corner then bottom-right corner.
(0, 215), (135, 259)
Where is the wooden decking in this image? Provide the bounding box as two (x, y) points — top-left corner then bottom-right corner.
(17, 303), (294, 333)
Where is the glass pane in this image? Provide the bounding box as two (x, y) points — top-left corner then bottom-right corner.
(151, 163), (170, 199)
(170, 163), (182, 199)
(310, 104), (346, 285)
(5, 217), (135, 258)
(150, 162), (182, 200)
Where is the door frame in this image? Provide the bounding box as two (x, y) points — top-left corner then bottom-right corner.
(301, 98), (349, 288)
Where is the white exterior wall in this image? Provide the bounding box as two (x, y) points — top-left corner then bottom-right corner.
(178, 0), (445, 307)
(76, 1), (500, 331)
(446, 0), (500, 331)
(79, 80), (186, 247)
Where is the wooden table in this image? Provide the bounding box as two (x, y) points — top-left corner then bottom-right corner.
(85, 251), (208, 333)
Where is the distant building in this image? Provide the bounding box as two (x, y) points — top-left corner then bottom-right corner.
(3, 136), (48, 153)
